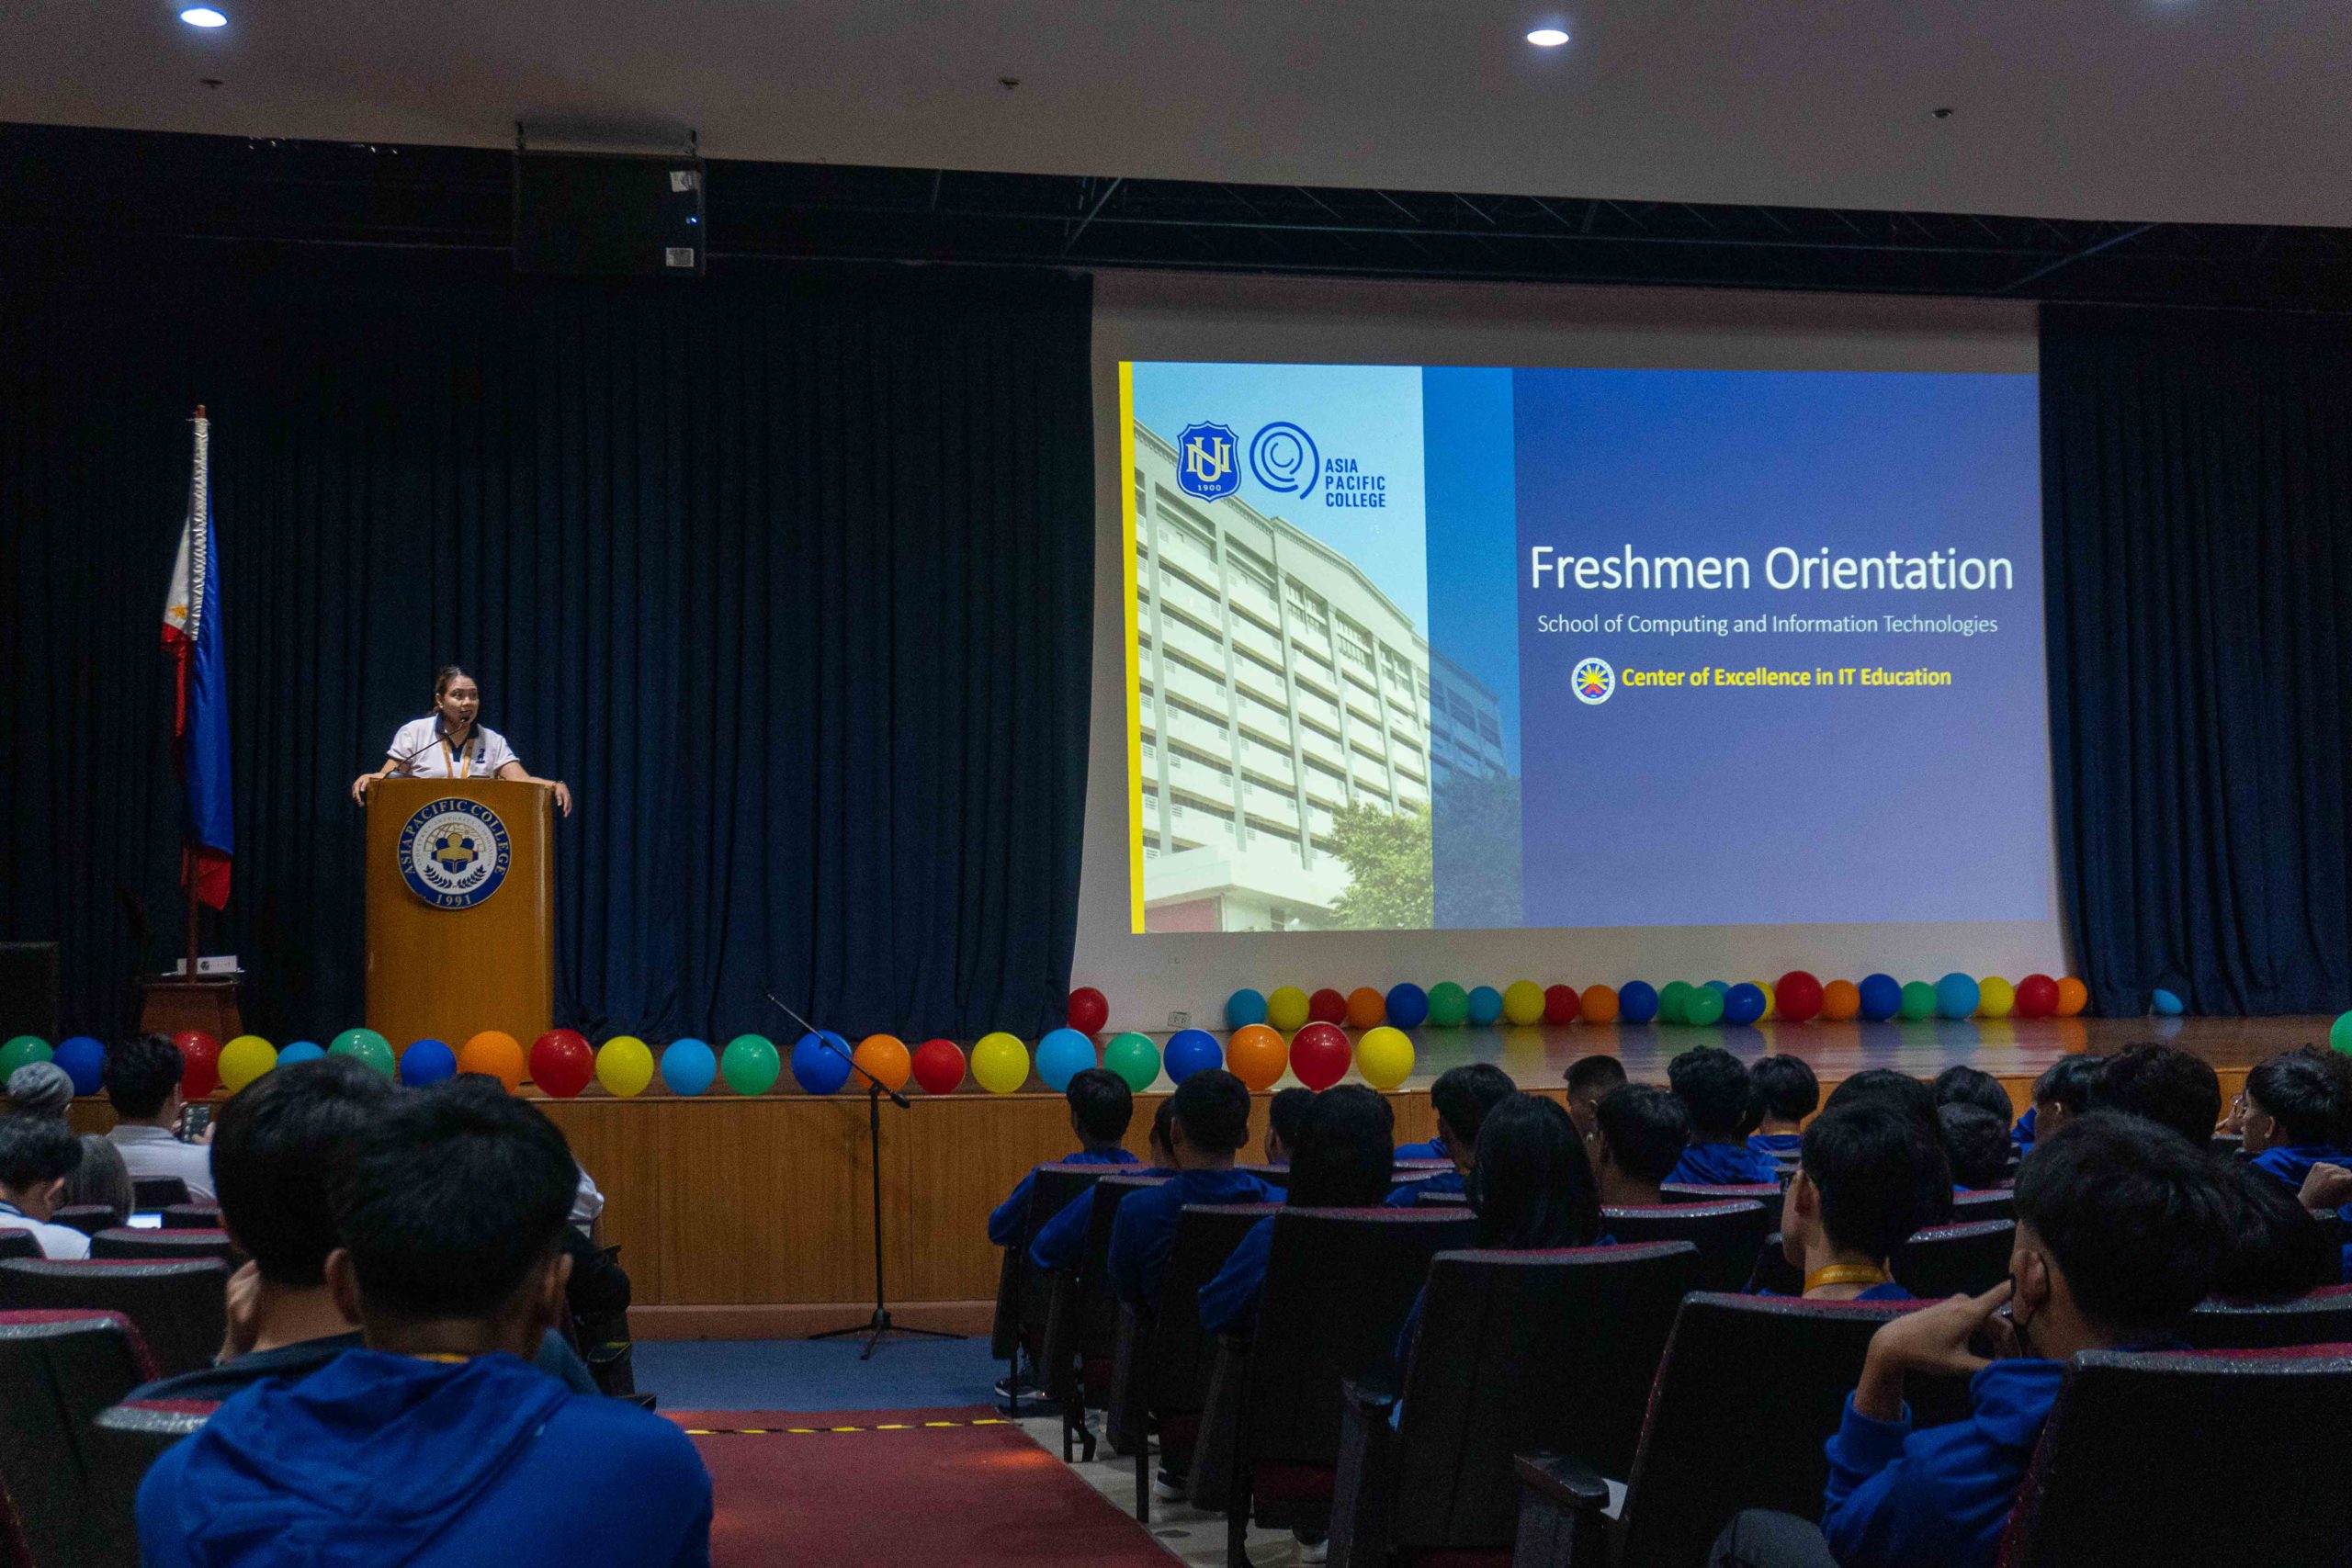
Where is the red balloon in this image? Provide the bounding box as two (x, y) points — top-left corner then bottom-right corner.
(1306, 987), (1349, 1025)
(1290, 1022), (1351, 1090)
(173, 1031), (220, 1099)
(1067, 987), (1109, 1035)
(529, 1029), (594, 1098)
(1543, 984), (1582, 1025)
(1775, 971), (1825, 1023)
(2014, 974), (2061, 1019)
(911, 1037), (967, 1095)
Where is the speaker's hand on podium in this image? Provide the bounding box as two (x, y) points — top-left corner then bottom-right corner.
(548, 779), (572, 817)
(350, 772), (378, 807)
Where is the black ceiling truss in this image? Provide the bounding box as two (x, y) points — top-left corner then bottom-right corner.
(5, 122), (2348, 310)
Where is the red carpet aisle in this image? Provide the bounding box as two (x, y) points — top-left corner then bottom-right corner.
(671, 1406), (1181, 1567)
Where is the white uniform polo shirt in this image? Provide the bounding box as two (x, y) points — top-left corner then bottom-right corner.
(385, 717), (520, 780)
(0, 1203), (93, 1259)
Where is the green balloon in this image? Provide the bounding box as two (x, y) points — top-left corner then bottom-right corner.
(1103, 1032), (1161, 1093)
(0, 1035), (53, 1079)
(328, 1028), (395, 1078)
(1658, 982), (1695, 1026)
(720, 1032), (781, 1096)
(1682, 986), (1725, 1027)
(1897, 981), (1939, 1022)
(1426, 982), (1470, 1027)
(2331, 1011), (2352, 1057)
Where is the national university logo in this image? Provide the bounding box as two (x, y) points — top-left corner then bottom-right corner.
(398, 797), (513, 908)
(1176, 422), (1240, 501)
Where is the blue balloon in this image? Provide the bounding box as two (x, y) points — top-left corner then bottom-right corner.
(1703, 980), (1731, 998)
(400, 1039), (458, 1086)
(52, 1035), (106, 1095)
(1385, 983), (1430, 1030)
(1619, 981), (1660, 1024)
(2152, 987), (2185, 1017)
(1935, 972), (1982, 1020)
(1465, 985), (1504, 1026)
(1165, 1029), (1222, 1082)
(1724, 983), (1767, 1026)
(661, 1037), (718, 1096)
(1226, 988), (1268, 1029)
(791, 1031), (854, 1094)
(1857, 973), (1904, 1022)
(1036, 1027), (1098, 1091)
(276, 1042), (325, 1067)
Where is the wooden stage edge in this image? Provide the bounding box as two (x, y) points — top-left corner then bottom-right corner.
(62, 1017), (2334, 1331)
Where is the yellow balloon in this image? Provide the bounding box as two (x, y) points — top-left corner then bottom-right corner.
(971, 1032), (1031, 1095)
(595, 1035), (655, 1099)
(1758, 982), (1777, 1021)
(1266, 986), (1311, 1032)
(220, 1034), (278, 1093)
(1976, 976), (2016, 1019)
(1500, 980), (1545, 1026)
(1356, 1025), (1416, 1090)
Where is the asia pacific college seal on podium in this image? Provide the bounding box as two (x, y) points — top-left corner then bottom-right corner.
(396, 797), (514, 908)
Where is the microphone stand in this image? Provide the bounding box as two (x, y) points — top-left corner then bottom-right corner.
(764, 989), (965, 1359)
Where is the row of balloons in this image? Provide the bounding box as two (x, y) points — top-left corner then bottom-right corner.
(1196, 972), (2095, 1032)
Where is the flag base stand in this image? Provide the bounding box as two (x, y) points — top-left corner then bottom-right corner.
(138, 978), (242, 1041)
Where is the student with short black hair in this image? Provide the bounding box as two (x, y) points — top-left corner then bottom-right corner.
(2211, 1155), (2335, 1301)
(1265, 1086), (1315, 1165)
(1396, 1062), (1515, 1179)
(1778, 1105), (1951, 1301)
(1592, 1084), (1688, 1208)
(1815, 1114), (2231, 1568)
(1666, 1047), (1777, 1185)
(104, 1032), (216, 1201)
(1929, 1066), (2013, 1122)
(1824, 1068), (1940, 1132)
(1936, 1105), (2014, 1192)
(1747, 1055), (1820, 1160)
(139, 1080), (712, 1566)
(2011, 1054), (2105, 1152)
(1029, 1097), (1182, 1276)
(0, 1113), (91, 1258)
(2086, 1043), (2222, 1150)
(1565, 1055), (1628, 1142)
(1105, 1069), (1273, 1307)
(2238, 1048), (2352, 1192)
(1201, 1085), (1396, 1337)
(987, 1067), (1140, 1247)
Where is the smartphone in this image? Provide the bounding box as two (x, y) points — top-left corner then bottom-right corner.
(176, 1102), (211, 1142)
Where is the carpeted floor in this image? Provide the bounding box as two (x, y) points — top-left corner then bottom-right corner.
(637, 1335), (1004, 1410)
(673, 1406), (1185, 1567)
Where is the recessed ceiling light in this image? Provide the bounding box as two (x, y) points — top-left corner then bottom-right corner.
(180, 7), (228, 26)
(1527, 27), (1570, 46)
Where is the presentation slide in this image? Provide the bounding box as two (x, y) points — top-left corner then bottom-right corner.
(1121, 360), (2051, 935)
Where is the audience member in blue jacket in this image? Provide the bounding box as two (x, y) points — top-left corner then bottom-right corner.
(1666, 1047), (1781, 1186)
(1936, 1104), (2017, 1193)
(1565, 1054), (1627, 1144)
(1263, 1086), (1313, 1166)
(2211, 1156), (2345, 1297)
(1106, 1069), (1274, 1308)
(1745, 1055), (1818, 1163)
(1386, 1063), (1515, 1206)
(1592, 1084), (1687, 1209)
(1812, 1114), (2232, 1568)
(1203, 1085), (1396, 1337)
(1769, 1101), (1952, 1303)
(2236, 1049), (2352, 1278)
(1030, 1097), (1178, 1275)
(987, 1068), (1140, 1247)
(139, 1079), (712, 1568)
(2011, 1055), (2106, 1156)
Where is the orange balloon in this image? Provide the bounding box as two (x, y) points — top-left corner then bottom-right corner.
(1579, 984), (1621, 1025)
(458, 1031), (526, 1093)
(852, 1033), (912, 1093)
(1344, 987), (1386, 1029)
(1226, 1023), (1289, 1090)
(1818, 979), (1862, 1022)
(2053, 977), (2088, 1019)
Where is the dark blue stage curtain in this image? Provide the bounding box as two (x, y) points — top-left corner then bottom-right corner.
(2041, 304), (2352, 1016)
(0, 249), (1093, 1043)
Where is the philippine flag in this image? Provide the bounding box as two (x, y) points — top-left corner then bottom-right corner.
(162, 408), (232, 908)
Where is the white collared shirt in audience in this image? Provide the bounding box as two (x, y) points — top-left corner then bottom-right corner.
(0, 1201), (92, 1259)
(107, 1124), (217, 1201)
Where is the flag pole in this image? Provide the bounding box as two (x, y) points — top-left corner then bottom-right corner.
(184, 404), (207, 993)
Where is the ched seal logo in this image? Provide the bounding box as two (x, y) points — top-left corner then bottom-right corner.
(1176, 423), (1240, 502)
(1573, 658), (1615, 706)
(398, 798), (513, 908)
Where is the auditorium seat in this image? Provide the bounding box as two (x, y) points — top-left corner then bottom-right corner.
(1510, 1292), (1971, 1568)
(1106, 1202), (1278, 1524)
(1660, 1181), (1785, 1231)
(51, 1204), (120, 1238)
(1414, 1188), (1470, 1207)
(1601, 1201), (1771, 1293)
(130, 1178), (191, 1212)
(160, 1204), (222, 1231)
(1892, 1219), (2016, 1297)
(0, 1233), (38, 1264)
(1999, 1347), (2352, 1567)
(89, 1399), (218, 1566)
(2183, 1284), (2352, 1349)
(91, 1228), (243, 1265)
(1327, 1243), (1704, 1567)
(1040, 1173), (1167, 1461)
(0, 1259), (228, 1379)
(1747, 1235), (1803, 1296)
(1193, 1207), (1478, 1555)
(1950, 1188), (2017, 1223)
(989, 1163), (1122, 1404)
(0, 1311), (158, 1568)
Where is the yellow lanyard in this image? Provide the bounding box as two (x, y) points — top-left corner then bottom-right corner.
(1805, 1262), (1893, 1292)
(439, 732), (473, 778)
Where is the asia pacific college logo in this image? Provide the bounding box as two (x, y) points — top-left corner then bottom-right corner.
(1176, 423), (1240, 501)
(1573, 658), (1616, 705)
(397, 797), (513, 908)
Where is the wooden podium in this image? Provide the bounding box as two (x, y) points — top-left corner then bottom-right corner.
(364, 779), (554, 1052)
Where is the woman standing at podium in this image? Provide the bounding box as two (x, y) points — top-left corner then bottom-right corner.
(349, 665), (572, 816)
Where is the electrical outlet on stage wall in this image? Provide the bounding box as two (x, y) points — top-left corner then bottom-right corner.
(1168, 1010), (1189, 1029)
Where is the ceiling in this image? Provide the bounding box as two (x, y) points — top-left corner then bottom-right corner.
(4, 0), (2350, 230)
